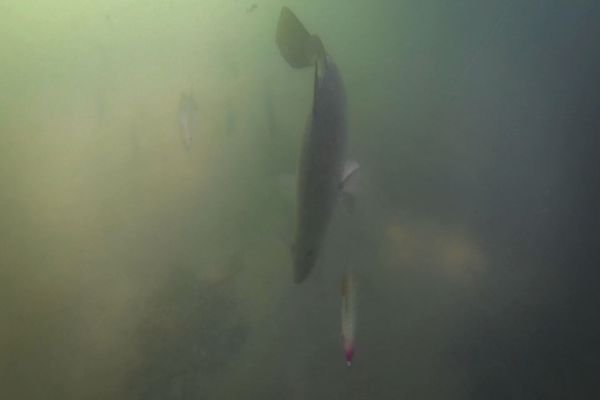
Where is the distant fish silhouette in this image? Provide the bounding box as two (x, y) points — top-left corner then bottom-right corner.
(178, 92), (199, 150)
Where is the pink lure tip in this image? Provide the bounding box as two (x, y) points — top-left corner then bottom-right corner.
(344, 346), (354, 366)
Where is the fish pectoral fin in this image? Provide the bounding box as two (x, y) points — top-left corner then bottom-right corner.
(340, 160), (360, 193)
(338, 161), (360, 213)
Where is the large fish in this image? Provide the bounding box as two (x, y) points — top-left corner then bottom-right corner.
(276, 7), (358, 283)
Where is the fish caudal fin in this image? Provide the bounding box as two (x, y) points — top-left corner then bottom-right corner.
(276, 7), (326, 69)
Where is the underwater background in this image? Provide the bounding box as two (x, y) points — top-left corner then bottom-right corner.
(1, 1), (599, 399)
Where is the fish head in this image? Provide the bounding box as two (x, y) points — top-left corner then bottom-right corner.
(291, 240), (319, 283)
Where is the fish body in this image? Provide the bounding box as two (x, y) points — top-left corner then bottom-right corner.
(293, 56), (348, 283)
(178, 93), (198, 149)
(341, 271), (357, 366)
(276, 7), (354, 283)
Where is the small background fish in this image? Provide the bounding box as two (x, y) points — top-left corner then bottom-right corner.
(178, 92), (199, 150)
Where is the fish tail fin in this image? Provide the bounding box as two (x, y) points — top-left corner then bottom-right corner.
(276, 7), (326, 68)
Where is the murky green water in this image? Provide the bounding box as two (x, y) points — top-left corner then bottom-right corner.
(1, 1), (598, 399)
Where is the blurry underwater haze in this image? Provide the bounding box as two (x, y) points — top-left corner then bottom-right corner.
(1, 1), (599, 399)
